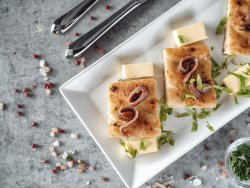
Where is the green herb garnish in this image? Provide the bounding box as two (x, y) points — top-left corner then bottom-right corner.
(157, 130), (175, 149)
(175, 112), (191, 118)
(159, 103), (173, 123)
(197, 109), (210, 119)
(211, 46), (214, 51)
(178, 35), (186, 44)
(216, 16), (227, 35)
(229, 72), (250, 97)
(119, 139), (137, 159)
(222, 55), (235, 69)
(214, 85), (233, 94)
(229, 143), (250, 181)
(196, 74), (203, 91)
(184, 93), (197, 101)
(139, 139), (147, 151)
(191, 109), (198, 132)
(211, 57), (221, 81)
(213, 104), (221, 111)
(206, 121), (215, 132)
(234, 95), (238, 104)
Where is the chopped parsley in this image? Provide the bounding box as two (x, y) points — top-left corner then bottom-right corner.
(229, 143), (250, 181)
(211, 46), (214, 51)
(196, 74), (203, 91)
(197, 109), (210, 119)
(159, 103), (173, 123)
(66, 155), (74, 161)
(206, 121), (215, 132)
(213, 104), (221, 111)
(221, 55), (235, 69)
(139, 140), (147, 151)
(229, 72), (250, 97)
(175, 112), (191, 118)
(183, 93), (197, 101)
(191, 109), (198, 132)
(216, 16), (227, 35)
(178, 35), (186, 44)
(119, 139), (137, 159)
(214, 85), (233, 94)
(211, 57), (221, 81)
(157, 130), (175, 149)
(234, 95), (238, 104)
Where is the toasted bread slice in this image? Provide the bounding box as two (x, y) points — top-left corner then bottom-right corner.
(163, 45), (217, 108)
(108, 78), (161, 138)
(223, 0), (250, 55)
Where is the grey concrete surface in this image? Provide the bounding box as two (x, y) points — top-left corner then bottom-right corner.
(0, 0), (249, 188)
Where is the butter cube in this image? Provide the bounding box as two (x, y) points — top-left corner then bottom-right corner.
(223, 64), (250, 95)
(122, 63), (154, 79)
(173, 22), (208, 47)
(128, 138), (158, 155)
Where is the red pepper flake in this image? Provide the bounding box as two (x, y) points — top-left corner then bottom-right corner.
(33, 53), (39, 59)
(90, 16), (96, 20)
(105, 5), (111, 10)
(203, 145), (209, 152)
(56, 166), (61, 171)
(32, 144), (37, 148)
(43, 83), (53, 89)
(59, 129), (65, 134)
(101, 176), (109, 182)
(17, 111), (23, 116)
(94, 45), (105, 55)
(66, 42), (71, 47)
(32, 121), (38, 127)
(24, 92), (30, 97)
(42, 160), (49, 164)
(217, 160), (224, 167)
(184, 174), (191, 180)
(15, 89), (20, 93)
(51, 169), (57, 174)
(16, 104), (22, 108)
(75, 60), (81, 65)
(229, 140), (234, 144)
(74, 32), (80, 37)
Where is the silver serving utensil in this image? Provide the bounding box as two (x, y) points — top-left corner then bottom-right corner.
(65, 0), (148, 59)
(51, 0), (99, 34)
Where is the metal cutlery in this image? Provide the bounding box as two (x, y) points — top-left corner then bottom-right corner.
(65, 0), (148, 59)
(51, 0), (99, 34)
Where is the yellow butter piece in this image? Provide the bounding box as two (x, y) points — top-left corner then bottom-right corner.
(128, 138), (158, 155)
(173, 22), (208, 47)
(122, 63), (154, 79)
(223, 64), (250, 95)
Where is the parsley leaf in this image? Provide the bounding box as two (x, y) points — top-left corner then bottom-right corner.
(178, 35), (186, 44)
(139, 140), (147, 151)
(191, 109), (198, 132)
(206, 121), (215, 132)
(159, 103), (173, 123)
(216, 16), (227, 35)
(214, 85), (233, 94)
(221, 55), (235, 69)
(157, 130), (175, 149)
(175, 112), (191, 118)
(196, 74), (203, 91)
(119, 139), (138, 159)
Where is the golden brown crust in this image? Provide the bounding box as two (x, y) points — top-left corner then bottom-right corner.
(163, 45), (217, 108)
(108, 78), (161, 138)
(224, 0), (250, 55)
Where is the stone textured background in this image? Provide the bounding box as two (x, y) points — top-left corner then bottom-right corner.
(0, 0), (249, 187)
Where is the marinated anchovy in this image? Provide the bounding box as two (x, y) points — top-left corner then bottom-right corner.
(127, 86), (148, 106)
(178, 56), (199, 83)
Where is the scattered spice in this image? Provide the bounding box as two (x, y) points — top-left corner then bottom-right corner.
(23, 88), (29, 93)
(101, 176), (109, 182)
(32, 144), (37, 148)
(66, 155), (74, 161)
(216, 16), (227, 35)
(229, 140), (234, 144)
(90, 16), (95, 20)
(33, 53), (39, 59)
(52, 140), (60, 147)
(217, 160), (224, 167)
(41, 160), (49, 163)
(59, 129), (65, 134)
(61, 164), (67, 170)
(201, 165), (207, 171)
(230, 129), (237, 136)
(105, 5), (111, 10)
(203, 145), (209, 152)
(75, 60), (81, 65)
(74, 32), (80, 37)
(51, 169), (57, 174)
(220, 170), (228, 178)
(15, 89), (20, 93)
(77, 168), (84, 174)
(66, 42), (71, 47)
(48, 146), (55, 152)
(50, 132), (55, 137)
(0, 103), (5, 110)
(70, 133), (78, 139)
(17, 111), (23, 116)
(51, 127), (59, 133)
(31, 121), (38, 127)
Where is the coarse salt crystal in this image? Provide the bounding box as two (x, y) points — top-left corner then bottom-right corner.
(201, 165), (207, 171)
(45, 88), (51, 95)
(62, 152), (68, 159)
(43, 66), (51, 73)
(53, 140), (60, 147)
(39, 68), (48, 77)
(52, 127), (59, 133)
(44, 77), (49, 81)
(68, 149), (75, 154)
(89, 166), (95, 170)
(39, 59), (46, 67)
(230, 129), (237, 136)
(70, 133), (78, 139)
(0, 103), (4, 110)
(61, 164), (67, 170)
(51, 151), (57, 157)
(68, 161), (74, 167)
(50, 132), (55, 137)
(48, 146), (55, 152)
(221, 170), (228, 178)
(193, 178), (202, 186)
(56, 163), (62, 167)
(85, 180), (90, 185)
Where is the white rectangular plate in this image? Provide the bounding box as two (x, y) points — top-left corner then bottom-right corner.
(60, 0), (250, 187)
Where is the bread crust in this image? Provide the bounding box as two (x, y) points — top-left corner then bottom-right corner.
(163, 45), (217, 108)
(108, 78), (161, 138)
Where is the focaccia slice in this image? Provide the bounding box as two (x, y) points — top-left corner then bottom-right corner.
(163, 45), (217, 108)
(108, 78), (161, 138)
(223, 0), (250, 55)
